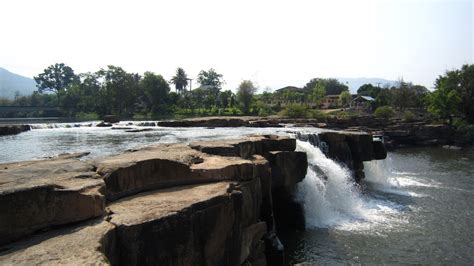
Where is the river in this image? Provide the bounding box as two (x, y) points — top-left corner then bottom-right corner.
(283, 143), (474, 264)
(1, 122), (473, 264)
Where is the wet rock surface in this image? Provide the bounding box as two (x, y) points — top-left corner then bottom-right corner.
(299, 130), (387, 183)
(0, 125), (30, 136)
(158, 116), (456, 149)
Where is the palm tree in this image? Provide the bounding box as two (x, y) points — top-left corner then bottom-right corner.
(170, 68), (188, 94)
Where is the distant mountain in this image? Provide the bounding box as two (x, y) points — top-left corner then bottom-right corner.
(335, 77), (397, 94)
(0, 67), (37, 99)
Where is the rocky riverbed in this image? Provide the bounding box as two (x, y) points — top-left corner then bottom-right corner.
(0, 131), (386, 265)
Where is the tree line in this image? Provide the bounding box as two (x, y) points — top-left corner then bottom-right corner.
(1, 63), (472, 128)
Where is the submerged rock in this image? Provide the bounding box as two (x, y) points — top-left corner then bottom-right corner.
(96, 121), (113, 127)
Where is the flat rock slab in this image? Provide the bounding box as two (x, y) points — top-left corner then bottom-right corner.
(0, 219), (114, 265)
(107, 181), (243, 265)
(0, 153), (105, 245)
(95, 137), (288, 201)
(0, 182), (250, 266)
(189, 135), (296, 159)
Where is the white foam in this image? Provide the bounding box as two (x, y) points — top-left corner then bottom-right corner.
(295, 140), (405, 231)
(364, 159), (439, 189)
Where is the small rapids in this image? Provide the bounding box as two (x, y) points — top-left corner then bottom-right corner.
(29, 121), (160, 129)
(295, 140), (406, 231)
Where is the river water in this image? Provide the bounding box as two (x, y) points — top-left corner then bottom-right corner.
(1, 122), (473, 264)
(283, 142), (474, 265)
(0, 121), (296, 163)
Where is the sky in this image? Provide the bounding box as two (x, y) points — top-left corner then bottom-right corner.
(0, 0), (472, 91)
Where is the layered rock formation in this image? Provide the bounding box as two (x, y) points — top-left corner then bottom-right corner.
(297, 131), (387, 182)
(0, 129), (387, 265)
(0, 135), (307, 265)
(156, 116), (455, 148)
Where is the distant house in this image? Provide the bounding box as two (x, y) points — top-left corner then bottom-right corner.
(320, 95), (341, 109)
(350, 95), (375, 111)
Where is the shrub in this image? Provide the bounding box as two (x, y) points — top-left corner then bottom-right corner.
(281, 104), (311, 118)
(456, 124), (474, 145)
(374, 106), (395, 119)
(310, 110), (328, 121)
(76, 112), (99, 121)
(257, 105), (273, 117)
(403, 111), (415, 122)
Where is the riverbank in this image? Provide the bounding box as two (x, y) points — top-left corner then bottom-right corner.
(128, 116), (462, 149)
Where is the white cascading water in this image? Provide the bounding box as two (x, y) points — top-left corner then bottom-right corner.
(364, 156), (436, 194)
(364, 155), (401, 188)
(295, 140), (404, 231)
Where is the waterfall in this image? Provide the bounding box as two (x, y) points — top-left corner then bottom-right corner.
(365, 156), (436, 192)
(364, 156), (401, 188)
(295, 139), (404, 230)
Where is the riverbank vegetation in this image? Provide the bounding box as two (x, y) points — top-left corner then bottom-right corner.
(1, 64), (472, 141)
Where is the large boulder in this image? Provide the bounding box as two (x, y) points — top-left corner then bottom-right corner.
(345, 132), (374, 161)
(0, 153), (105, 245)
(264, 151), (307, 192)
(107, 182), (243, 266)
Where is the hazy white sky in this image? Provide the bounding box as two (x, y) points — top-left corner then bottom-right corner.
(1, 0), (472, 90)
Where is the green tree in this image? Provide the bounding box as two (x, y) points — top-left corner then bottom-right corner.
(390, 80), (429, 111)
(96, 66), (141, 115)
(339, 91), (352, 107)
(237, 80), (257, 114)
(428, 82), (461, 125)
(170, 67), (188, 94)
(309, 82), (326, 106)
(357, 84), (381, 98)
(431, 64), (474, 123)
(217, 90), (233, 110)
(197, 68), (224, 95)
(304, 78), (348, 95)
(391, 80), (412, 111)
(325, 78), (349, 95)
(34, 63), (79, 102)
(190, 88), (207, 109)
(141, 72), (170, 113)
(375, 88), (391, 108)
